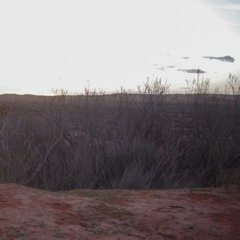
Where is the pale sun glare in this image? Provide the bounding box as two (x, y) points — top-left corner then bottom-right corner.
(0, 0), (239, 94)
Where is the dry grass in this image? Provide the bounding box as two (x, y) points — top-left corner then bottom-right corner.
(0, 76), (239, 190)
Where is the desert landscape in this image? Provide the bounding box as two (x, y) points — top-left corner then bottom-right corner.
(0, 184), (239, 240)
(1, 0), (240, 238)
(0, 77), (240, 239)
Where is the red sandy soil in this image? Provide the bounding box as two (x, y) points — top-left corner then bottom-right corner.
(0, 184), (239, 240)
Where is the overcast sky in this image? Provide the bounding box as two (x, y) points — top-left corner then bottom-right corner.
(0, 0), (239, 95)
(202, 0), (240, 35)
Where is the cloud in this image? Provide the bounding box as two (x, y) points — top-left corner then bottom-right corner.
(178, 69), (206, 74)
(154, 64), (175, 69)
(213, 3), (240, 10)
(226, 4), (240, 10)
(156, 67), (165, 71)
(154, 65), (175, 71)
(182, 57), (190, 59)
(204, 0), (240, 10)
(203, 1), (240, 34)
(203, 55), (235, 62)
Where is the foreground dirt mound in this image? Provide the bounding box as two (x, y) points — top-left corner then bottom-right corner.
(0, 184), (239, 240)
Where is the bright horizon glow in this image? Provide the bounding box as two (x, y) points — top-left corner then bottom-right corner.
(0, 0), (239, 95)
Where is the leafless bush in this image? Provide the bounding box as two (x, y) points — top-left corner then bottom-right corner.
(183, 74), (240, 186)
(0, 75), (239, 190)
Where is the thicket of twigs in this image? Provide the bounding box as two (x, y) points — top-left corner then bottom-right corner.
(0, 74), (239, 190)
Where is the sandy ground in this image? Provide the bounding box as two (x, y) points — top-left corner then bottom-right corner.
(0, 184), (239, 240)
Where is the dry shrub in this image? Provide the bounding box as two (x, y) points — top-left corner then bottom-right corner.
(0, 75), (239, 190)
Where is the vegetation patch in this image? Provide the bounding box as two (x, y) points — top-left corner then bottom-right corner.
(0, 75), (239, 190)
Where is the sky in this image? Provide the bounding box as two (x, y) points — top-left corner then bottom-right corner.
(0, 0), (240, 95)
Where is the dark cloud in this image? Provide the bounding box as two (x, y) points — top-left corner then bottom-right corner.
(156, 67), (165, 71)
(154, 65), (175, 71)
(203, 55), (235, 62)
(178, 69), (206, 74)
